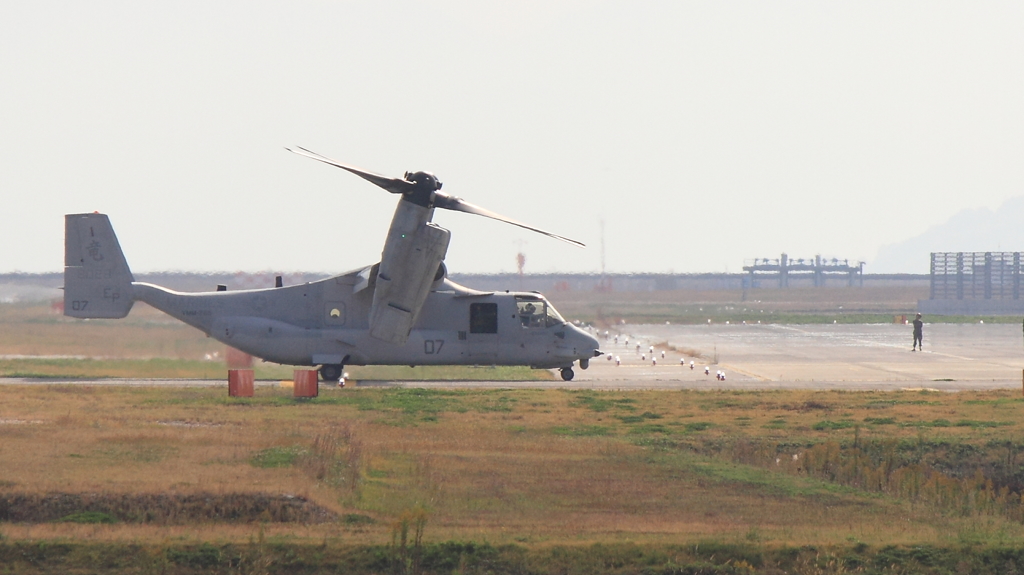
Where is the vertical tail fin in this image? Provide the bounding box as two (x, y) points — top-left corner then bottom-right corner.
(64, 213), (135, 318)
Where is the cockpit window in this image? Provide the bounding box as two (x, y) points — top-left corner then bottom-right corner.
(544, 303), (566, 327)
(516, 296), (565, 328)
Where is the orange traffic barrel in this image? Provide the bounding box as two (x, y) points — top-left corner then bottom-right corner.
(228, 369), (254, 397)
(293, 369), (319, 398)
(226, 346), (254, 368)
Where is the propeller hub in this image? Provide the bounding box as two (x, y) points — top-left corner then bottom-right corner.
(404, 171), (442, 191)
(400, 171), (443, 208)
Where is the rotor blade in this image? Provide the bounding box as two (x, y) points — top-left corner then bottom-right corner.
(286, 146), (414, 195)
(433, 193), (585, 248)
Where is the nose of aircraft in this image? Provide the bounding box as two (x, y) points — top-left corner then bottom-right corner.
(574, 327), (601, 360)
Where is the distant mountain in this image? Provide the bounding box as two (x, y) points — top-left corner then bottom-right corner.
(872, 197), (1024, 274)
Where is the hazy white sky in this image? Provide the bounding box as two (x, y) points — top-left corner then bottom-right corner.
(2, 2), (1022, 274)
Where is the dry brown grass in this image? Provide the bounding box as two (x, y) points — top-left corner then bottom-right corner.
(2, 385), (1024, 548)
(0, 302), (219, 359)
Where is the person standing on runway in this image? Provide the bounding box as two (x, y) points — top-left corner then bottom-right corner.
(912, 313), (923, 351)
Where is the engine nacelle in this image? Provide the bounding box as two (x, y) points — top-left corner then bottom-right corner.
(369, 200), (451, 345)
(431, 262), (448, 290)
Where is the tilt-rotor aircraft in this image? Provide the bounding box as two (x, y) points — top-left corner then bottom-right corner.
(64, 148), (601, 383)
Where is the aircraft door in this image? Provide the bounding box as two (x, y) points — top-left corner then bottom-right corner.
(466, 302), (498, 363)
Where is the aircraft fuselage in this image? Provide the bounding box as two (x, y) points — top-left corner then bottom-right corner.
(132, 275), (597, 370)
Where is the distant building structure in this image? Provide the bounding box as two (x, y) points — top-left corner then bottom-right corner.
(742, 254), (865, 288)
(919, 252), (1024, 315)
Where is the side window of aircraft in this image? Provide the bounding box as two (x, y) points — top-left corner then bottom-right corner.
(469, 303), (498, 334)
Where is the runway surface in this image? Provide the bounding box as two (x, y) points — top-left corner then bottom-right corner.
(2, 323), (1022, 391)
(568, 322), (1024, 391)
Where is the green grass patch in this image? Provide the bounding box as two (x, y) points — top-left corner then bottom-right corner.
(707, 399), (747, 409)
(166, 543), (223, 569)
(250, 446), (304, 468)
(864, 400), (942, 409)
(964, 398), (1024, 406)
(469, 394), (518, 413)
(551, 425), (611, 437)
(343, 388), (459, 415)
(684, 421), (714, 432)
(675, 454), (859, 500)
(618, 411), (662, 424)
(896, 419), (1010, 428)
(863, 417), (896, 425)
(567, 393), (637, 413)
(629, 424), (672, 434)
(954, 420), (1013, 428)
(342, 513), (375, 525)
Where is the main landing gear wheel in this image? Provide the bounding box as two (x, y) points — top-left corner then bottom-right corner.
(560, 367), (575, 381)
(319, 364), (343, 382)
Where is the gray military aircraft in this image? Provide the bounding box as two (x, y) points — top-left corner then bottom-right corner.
(64, 148), (601, 382)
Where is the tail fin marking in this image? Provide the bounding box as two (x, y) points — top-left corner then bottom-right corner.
(63, 213), (135, 318)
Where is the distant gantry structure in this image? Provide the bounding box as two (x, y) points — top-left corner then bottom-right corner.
(742, 254), (865, 288)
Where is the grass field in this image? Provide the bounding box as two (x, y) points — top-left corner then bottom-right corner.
(3, 385), (1024, 572)
(6, 293), (1024, 573)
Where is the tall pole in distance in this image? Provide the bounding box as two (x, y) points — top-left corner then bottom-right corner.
(600, 220), (606, 290)
(515, 239), (526, 291)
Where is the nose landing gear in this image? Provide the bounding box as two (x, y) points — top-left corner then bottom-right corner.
(560, 367), (575, 381)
